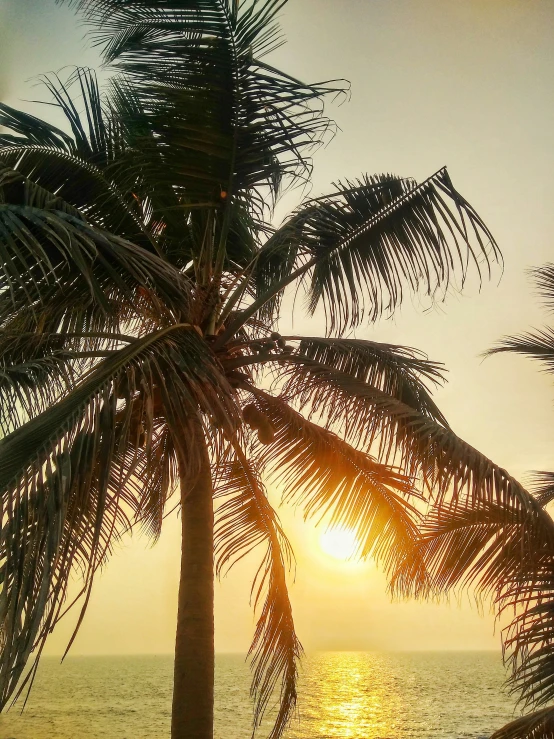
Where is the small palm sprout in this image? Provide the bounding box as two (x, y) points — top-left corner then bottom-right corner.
(0, 2), (547, 738)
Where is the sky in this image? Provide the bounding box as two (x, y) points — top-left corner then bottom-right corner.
(2, 0), (554, 656)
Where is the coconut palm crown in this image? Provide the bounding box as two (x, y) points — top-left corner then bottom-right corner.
(0, 2), (547, 738)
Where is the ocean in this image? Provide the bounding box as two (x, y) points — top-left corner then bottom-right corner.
(0, 652), (519, 738)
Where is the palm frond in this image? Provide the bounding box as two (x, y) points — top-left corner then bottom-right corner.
(401, 477), (554, 712)
(244, 388), (426, 590)
(0, 331), (96, 434)
(214, 441), (301, 739)
(426, 299), (554, 720)
(0, 69), (184, 263)
(0, 104), (74, 150)
(0, 146), (156, 252)
(501, 545), (554, 710)
(531, 472), (554, 508)
(0, 203), (185, 324)
(248, 168), (499, 333)
(112, 421), (179, 541)
(0, 163), (191, 325)
(61, 0), (344, 216)
(100, 74), (198, 260)
(278, 356), (551, 547)
(1, 69), (120, 164)
(0, 324), (240, 708)
(0, 328), (154, 436)
(288, 336), (448, 424)
(412, 496), (545, 597)
(488, 329), (554, 372)
(0, 428), (136, 707)
(0, 67), (159, 248)
(0, 324), (240, 492)
(491, 707), (554, 739)
(533, 264), (554, 312)
(38, 68), (122, 166)
(0, 324), (236, 521)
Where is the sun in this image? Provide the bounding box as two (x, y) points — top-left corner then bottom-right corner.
(320, 527), (359, 561)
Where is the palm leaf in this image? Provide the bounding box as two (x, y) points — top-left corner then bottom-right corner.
(1, 69), (119, 163)
(531, 472), (554, 508)
(500, 531), (554, 711)
(491, 707), (554, 739)
(0, 331), (95, 434)
(37, 68), (121, 166)
(0, 203), (183, 322)
(214, 441), (301, 739)
(0, 163), (191, 326)
(399, 474), (554, 714)
(533, 264), (554, 312)
(488, 329), (554, 372)
(0, 104), (74, 150)
(106, 418), (179, 541)
(419, 307), (554, 724)
(241, 168), (499, 335)
(279, 355), (549, 530)
(413, 495), (551, 597)
(62, 0), (344, 214)
(288, 336), (448, 424)
(0, 427), (141, 707)
(0, 328), (144, 434)
(245, 388), (426, 587)
(0, 146), (156, 252)
(0, 324), (242, 708)
(0, 324), (239, 490)
(0, 66), (157, 245)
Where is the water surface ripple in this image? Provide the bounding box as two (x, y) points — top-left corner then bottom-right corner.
(0, 652), (518, 738)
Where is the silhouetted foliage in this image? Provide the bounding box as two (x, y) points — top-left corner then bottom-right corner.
(0, 1), (527, 737)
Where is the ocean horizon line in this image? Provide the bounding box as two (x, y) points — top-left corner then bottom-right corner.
(40, 647), (503, 658)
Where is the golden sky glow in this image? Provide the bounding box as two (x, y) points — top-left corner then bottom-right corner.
(320, 529), (359, 562)
(2, 0), (554, 656)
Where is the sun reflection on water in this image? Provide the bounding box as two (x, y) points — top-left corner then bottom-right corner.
(289, 653), (402, 738)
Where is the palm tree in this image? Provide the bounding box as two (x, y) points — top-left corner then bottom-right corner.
(0, 2), (545, 738)
(400, 266), (554, 739)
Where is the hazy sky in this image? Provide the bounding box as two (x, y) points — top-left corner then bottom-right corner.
(2, 0), (554, 655)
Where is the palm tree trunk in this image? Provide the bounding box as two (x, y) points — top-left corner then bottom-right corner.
(172, 427), (214, 739)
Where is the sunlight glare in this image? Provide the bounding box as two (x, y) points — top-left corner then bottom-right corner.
(320, 528), (359, 561)
(309, 653), (401, 738)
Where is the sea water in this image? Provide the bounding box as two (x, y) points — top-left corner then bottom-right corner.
(0, 652), (519, 738)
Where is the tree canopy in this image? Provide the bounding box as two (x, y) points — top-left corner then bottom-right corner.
(1, 2), (551, 737)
